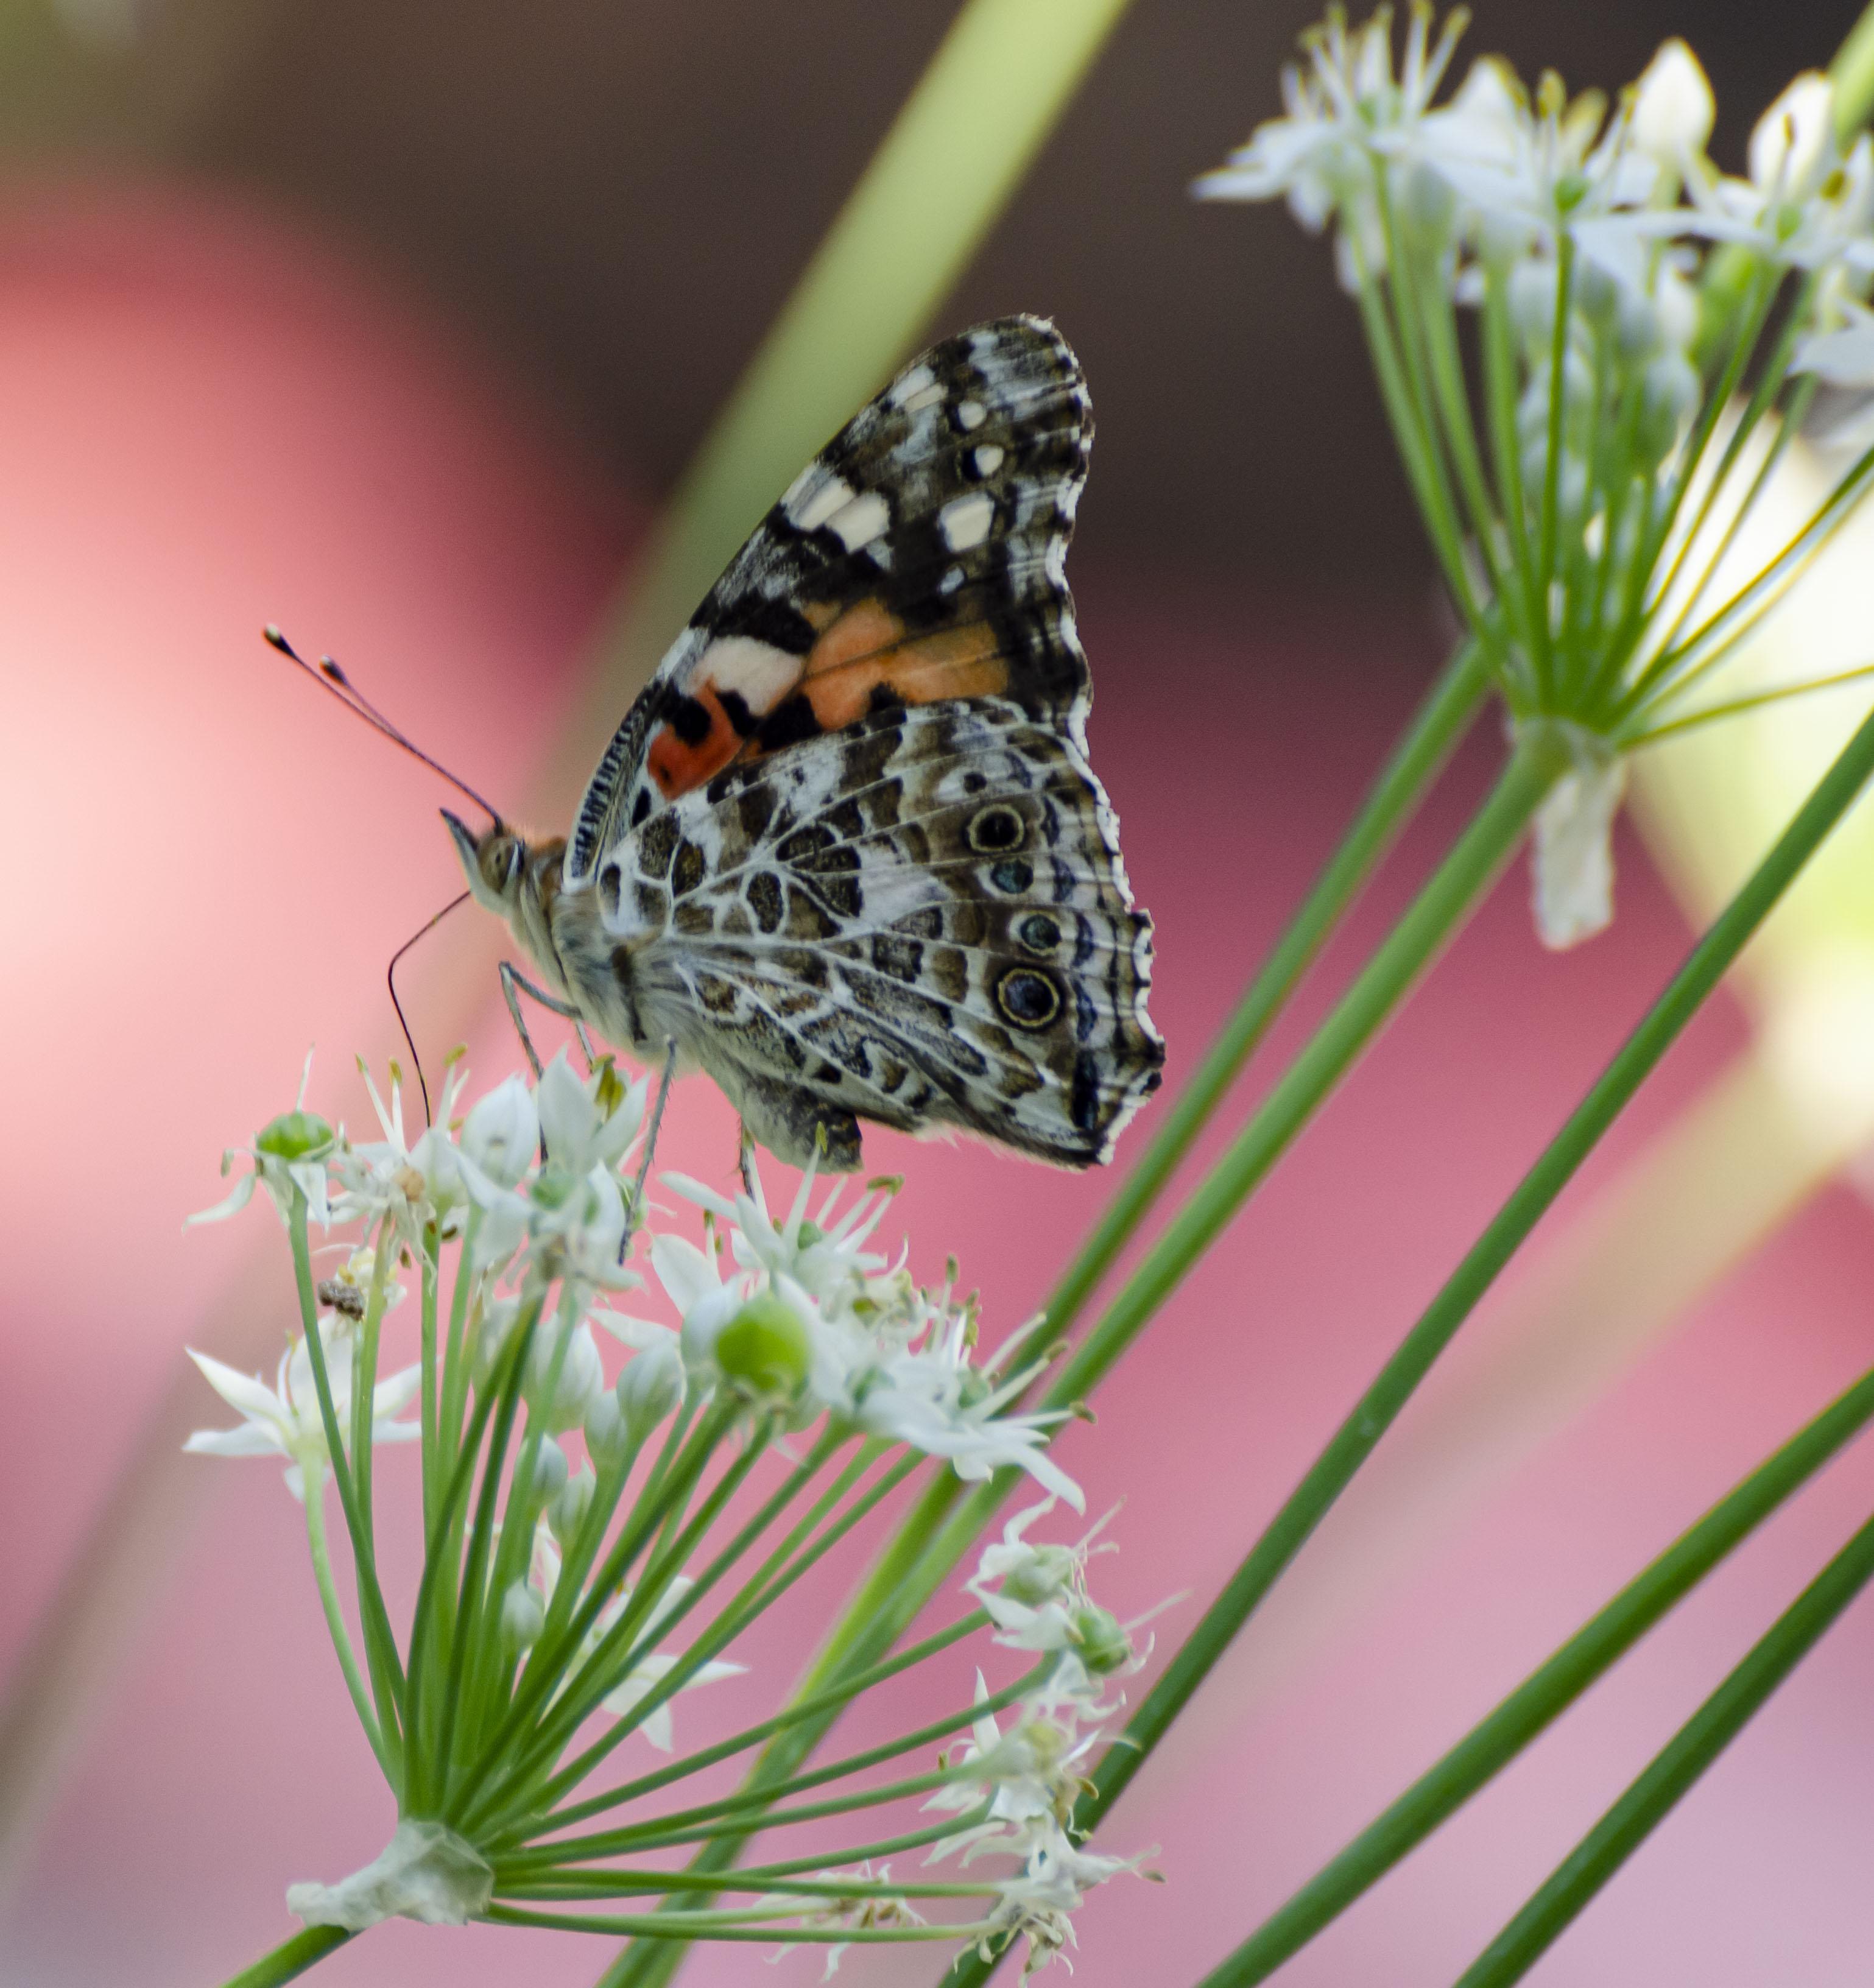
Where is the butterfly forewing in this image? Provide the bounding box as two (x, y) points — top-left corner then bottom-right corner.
(568, 316), (1094, 885)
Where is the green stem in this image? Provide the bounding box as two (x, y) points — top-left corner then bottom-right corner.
(1453, 1503), (1874, 1988)
(499, 1903), (988, 1944)
(214, 1926), (352, 1988)
(286, 1202), (404, 1772)
(502, 1666), (1040, 1870)
(302, 1467), (386, 1773)
(1833, 0), (1874, 133)
(946, 688), (1874, 1988)
(1198, 1354), (1874, 1986)
(542, 1610), (985, 1831)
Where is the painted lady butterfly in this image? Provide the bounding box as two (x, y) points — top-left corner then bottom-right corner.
(448, 315), (1163, 1169)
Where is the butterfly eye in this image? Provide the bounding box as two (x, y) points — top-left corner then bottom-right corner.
(967, 805), (1026, 854)
(479, 834), (522, 897)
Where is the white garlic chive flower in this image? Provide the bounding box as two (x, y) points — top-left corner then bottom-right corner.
(662, 1164), (1087, 1504)
(184, 1323), (420, 1501)
(190, 1057), (1143, 1973)
(188, 1051), (336, 1229)
(1203, 9), (1874, 948)
(328, 1055), (472, 1248)
(1193, 1), (1468, 287)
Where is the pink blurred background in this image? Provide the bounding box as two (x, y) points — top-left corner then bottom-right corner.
(5, 12), (1874, 1980)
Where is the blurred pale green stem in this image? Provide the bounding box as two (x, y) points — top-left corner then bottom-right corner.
(585, 0), (1134, 722)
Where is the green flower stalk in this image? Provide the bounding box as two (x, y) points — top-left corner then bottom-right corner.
(185, 1052), (1149, 1984)
(1200, 6), (1874, 944)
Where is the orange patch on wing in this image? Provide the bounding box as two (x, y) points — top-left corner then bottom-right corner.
(806, 627), (1009, 729)
(792, 597), (1010, 730)
(647, 685), (743, 798)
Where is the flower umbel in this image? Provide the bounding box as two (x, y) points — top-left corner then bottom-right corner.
(186, 1058), (1143, 1973)
(1203, 9), (1874, 945)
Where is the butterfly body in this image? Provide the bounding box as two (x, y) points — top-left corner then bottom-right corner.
(452, 317), (1163, 1171)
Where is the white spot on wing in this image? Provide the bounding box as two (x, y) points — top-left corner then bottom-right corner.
(887, 364), (936, 408)
(695, 634), (800, 713)
(956, 398), (987, 430)
(973, 443), (1005, 477)
(788, 474), (855, 532)
(826, 489), (890, 552)
(939, 492), (996, 552)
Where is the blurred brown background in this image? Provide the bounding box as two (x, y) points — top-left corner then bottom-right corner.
(1, 0), (1856, 599)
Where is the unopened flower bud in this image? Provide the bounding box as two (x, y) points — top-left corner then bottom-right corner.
(462, 1076), (538, 1188)
(1001, 1543), (1079, 1608)
(501, 1579), (544, 1653)
(584, 1387), (630, 1467)
(526, 1322), (604, 1433)
(1521, 446), (1590, 538)
(1516, 350), (1595, 456)
(1069, 1604), (1133, 1675)
(1574, 258), (1622, 331)
(1395, 157), (1456, 243)
(256, 1110), (334, 1163)
(529, 1434), (568, 1504)
(472, 1297), (523, 1388)
(618, 1342), (685, 1443)
(551, 1461), (597, 1542)
(1638, 350), (1699, 464)
(1630, 40), (1713, 171)
(715, 1292), (811, 1402)
(1749, 72), (1835, 205)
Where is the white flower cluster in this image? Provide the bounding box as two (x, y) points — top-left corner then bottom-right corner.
(628, 1165), (1088, 1509)
(925, 1502), (1151, 1973)
(1199, 14), (1871, 299)
(1200, 8), (1874, 949)
(188, 1054), (1087, 1512)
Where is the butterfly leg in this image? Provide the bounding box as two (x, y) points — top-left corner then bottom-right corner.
(737, 1122), (756, 1199)
(624, 1038), (678, 1258)
(498, 960), (583, 1080)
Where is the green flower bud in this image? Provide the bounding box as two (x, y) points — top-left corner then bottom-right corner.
(551, 1461), (596, 1543)
(529, 1434), (568, 1504)
(1574, 258), (1621, 330)
(256, 1110), (334, 1162)
(1001, 1544), (1079, 1608)
(501, 1580), (544, 1653)
(617, 1342), (685, 1443)
(1637, 350), (1699, 465)
(715, 1292), (811, 1401)
(1069, 1603), (1133, 1676)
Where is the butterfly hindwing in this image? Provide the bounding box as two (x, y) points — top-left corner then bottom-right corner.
(566, 315), (1093, 889)
(590, 699), (1161, 1168)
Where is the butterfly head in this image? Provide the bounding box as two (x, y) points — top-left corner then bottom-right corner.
(443, 809), (529, 917)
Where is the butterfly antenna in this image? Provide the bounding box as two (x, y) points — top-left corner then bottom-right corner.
(262, 625), (506, 825)
(387, 890), (473, 1127)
